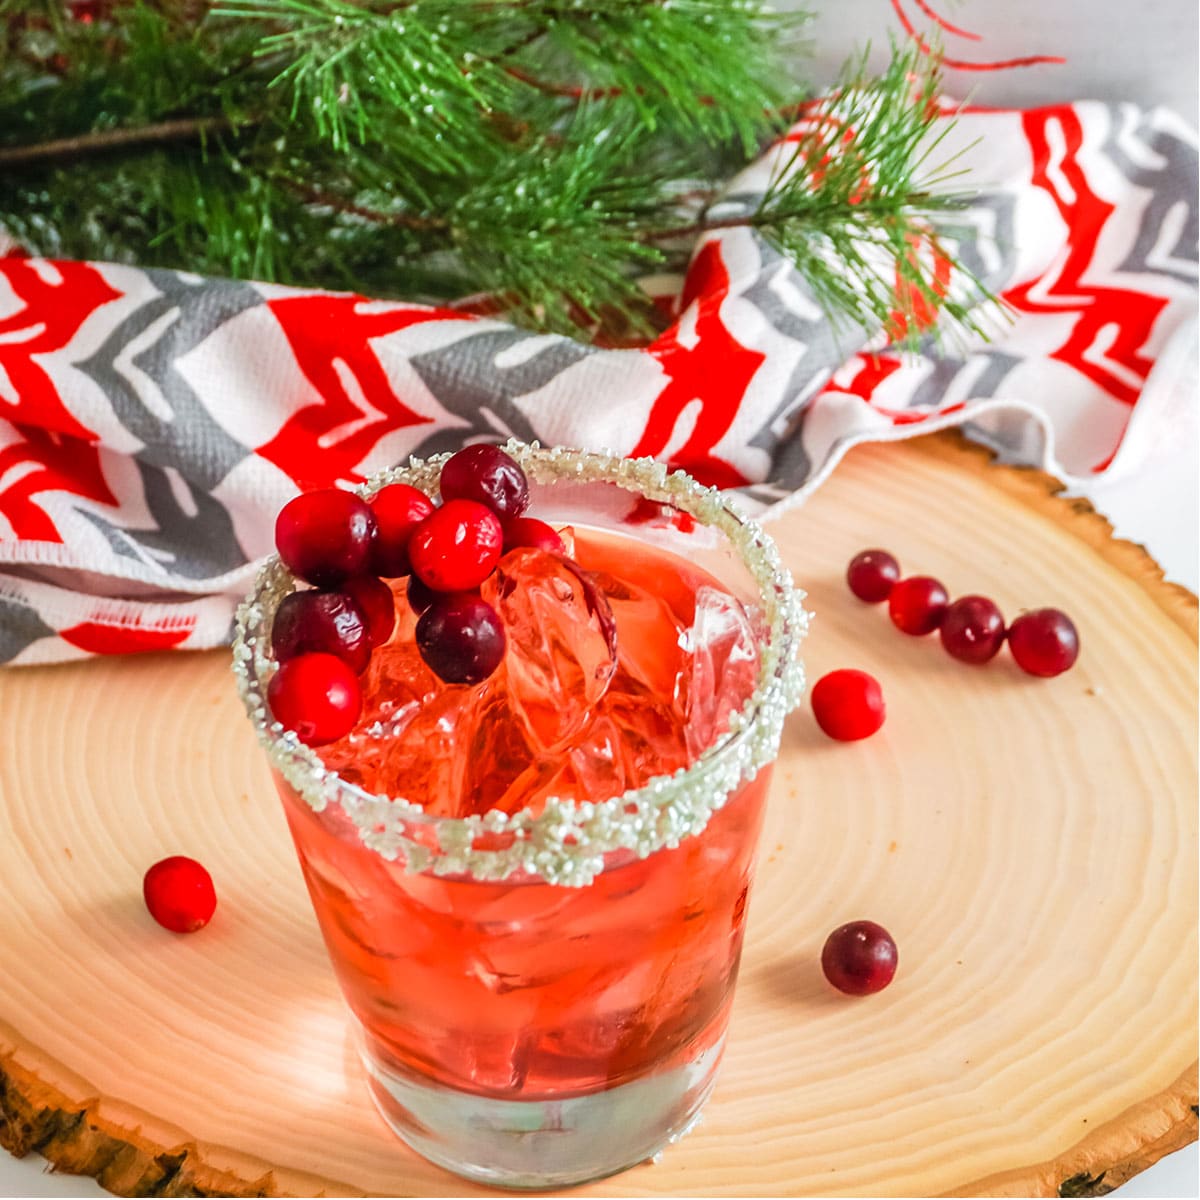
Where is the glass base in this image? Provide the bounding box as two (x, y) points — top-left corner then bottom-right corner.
(359, 1031), (726, 1190)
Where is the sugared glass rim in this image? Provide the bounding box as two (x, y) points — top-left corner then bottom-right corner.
(232, 442), (809, 886)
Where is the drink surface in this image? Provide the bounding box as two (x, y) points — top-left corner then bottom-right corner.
(319, 527), (761, 819)
(279, 527), (769, 1099)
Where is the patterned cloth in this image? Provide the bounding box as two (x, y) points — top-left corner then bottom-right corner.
(0, 101), (1195, 664)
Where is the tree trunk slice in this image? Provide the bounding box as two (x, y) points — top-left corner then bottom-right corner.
(0, 431), (1195, 1198)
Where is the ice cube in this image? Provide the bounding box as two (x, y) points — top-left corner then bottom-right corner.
(587, 569), (689, 699)
(333, 681), (498, 816)
(596, 671), (692, 782)
(354, 597), (439, 732)
(457, 671), (561, 816)
(678, 587), (761, 759)
(482, 549), (617, 755)
(317, 601), (440, 792)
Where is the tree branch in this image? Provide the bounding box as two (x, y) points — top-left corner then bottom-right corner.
(0, 116), (235, 169)
(284, 183), (449, 232)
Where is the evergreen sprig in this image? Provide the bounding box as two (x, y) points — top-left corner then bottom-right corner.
(0, 1), (993, 340)
(749, 43), (994, 342)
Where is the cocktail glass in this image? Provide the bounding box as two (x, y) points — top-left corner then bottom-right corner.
(233, 444), (807, 1189)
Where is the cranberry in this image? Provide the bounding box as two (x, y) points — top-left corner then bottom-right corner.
(271, 589), (371, 674)
(822, 920), (898, 995)
(407, 574), (437, 616)
(275, 489), (377, 588)
(143, 856), (217, 933)
(408, 499), (504, 592)
(939, 595), (1006, 664)
(439, 444), (530, 520)
(847, 549), (901, 603)
(369, 483), (436, 577)
(810, 669), (886, 741)
(341, 575), (396, 647)
(1008, 607), (1080, 677)
(416, 595), (506, 684)
(267, 652), (362, 746)
(503, 516), (566, 555)
(888, 576), (949, 636)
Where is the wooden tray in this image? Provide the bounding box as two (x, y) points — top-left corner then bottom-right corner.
(1, 432), (1195, 1197)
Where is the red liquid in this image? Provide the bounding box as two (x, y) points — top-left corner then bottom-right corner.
(277, 530), (770, 1100)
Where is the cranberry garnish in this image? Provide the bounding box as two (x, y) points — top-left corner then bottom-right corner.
(369, 483), (436, 577)
(822, 920), (898, 995)
(275, 489), (377, 588)
(888, 575), (949, 636)
(847, 549), (901, 603)
(407, 574), (437, 616)
(416, 595), (506, 684)
(143, 856), (217, 933)
(939, 595), (1006, 664)
(503, 516), (566, 555)
(810, 669), (886, 741)
(267, 652), (362, 746)
(271, 589), (371, 674)
(408, 499), (504, 593)
(342, 575), (396, 648)
(439, 444), (530, 520)
(1007, 607), (1080, 677)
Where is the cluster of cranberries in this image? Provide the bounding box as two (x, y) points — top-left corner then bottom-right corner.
(847, 549), (1080, 677)
(267, 445), (563, 748)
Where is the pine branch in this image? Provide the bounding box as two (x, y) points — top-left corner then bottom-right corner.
(693, 43), (996, 343)
(0, 4), (998, 344)
(0, 116), (234, 168)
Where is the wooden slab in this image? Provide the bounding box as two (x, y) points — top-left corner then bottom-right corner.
(0, 432), (1195, 1197)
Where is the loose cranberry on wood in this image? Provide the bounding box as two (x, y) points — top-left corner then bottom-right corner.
(143, 856), (217, 933)
(888, 576), (949, 636)
(1008, 608), (1080, 677)
(847, 549), (901, 604)
(822, 921), (898, 995)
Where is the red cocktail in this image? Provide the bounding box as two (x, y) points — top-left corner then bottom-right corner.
(234, 446), (807, 1188)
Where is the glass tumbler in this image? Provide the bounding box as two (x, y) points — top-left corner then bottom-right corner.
(233, 445), (808, 1189)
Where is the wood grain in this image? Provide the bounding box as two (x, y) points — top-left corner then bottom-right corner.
(0, 432), (1195, 1197)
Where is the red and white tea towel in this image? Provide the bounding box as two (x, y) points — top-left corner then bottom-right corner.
(0, 101), (1195, 663)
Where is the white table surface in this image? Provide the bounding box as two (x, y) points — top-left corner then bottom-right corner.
(3, 409), (1197, 1197)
